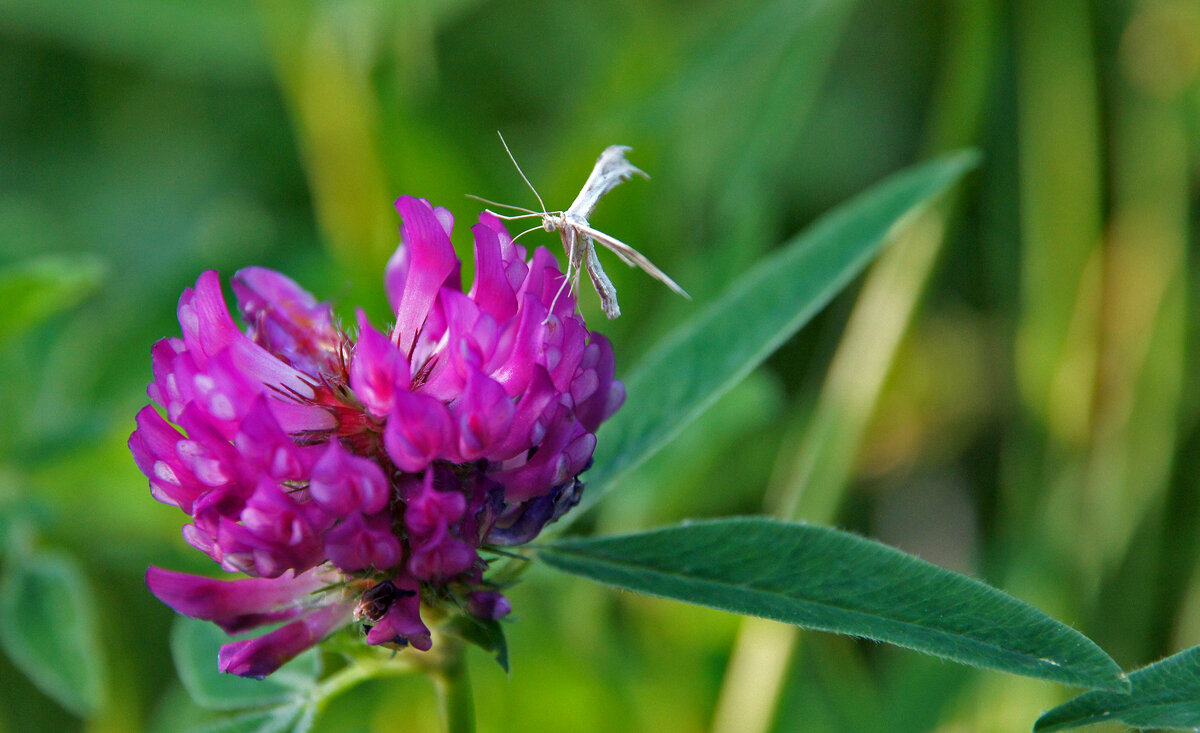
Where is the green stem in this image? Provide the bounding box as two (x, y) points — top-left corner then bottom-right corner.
(432, 645), (475, 733)
(310, 654), (419, 719)
(316, 659), (389, 702)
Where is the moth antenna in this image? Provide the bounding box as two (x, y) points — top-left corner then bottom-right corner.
(483, 209), (545, 222)
(510, 224), (544, 243)
(465, 194), (539, 215)
(497, 131), (549, 215)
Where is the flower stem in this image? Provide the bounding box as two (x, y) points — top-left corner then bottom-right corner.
(432, 644), (475, 733)
(313, 654), (417, 715)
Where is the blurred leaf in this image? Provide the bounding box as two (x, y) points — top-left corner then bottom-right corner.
(170, 617), (319, 712)
(571, 151), (980, 520)
(1035, 646), (1200, 731)
(184, 702), (310, 733)
(538, 518), (1126, 691)
(0, 547), (107, 715)
(257, 1), (396, 278)
(0, 492), (51, 558)
(444, 614), (509, 673)
(699, 0), (859, 240)
(289, 702), (316, 733)
(647, 0), (857, 214)
(0, 0), (270, 82)
(597, 371), (783, 530)
(0, 253), (105, 350)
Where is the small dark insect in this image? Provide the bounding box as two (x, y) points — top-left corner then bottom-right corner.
(355, 579), (414, 623)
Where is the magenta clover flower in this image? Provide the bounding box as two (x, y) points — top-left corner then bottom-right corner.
(133, 196), (624, 678)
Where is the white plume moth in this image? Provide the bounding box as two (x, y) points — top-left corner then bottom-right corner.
(471, 134), (690, 320)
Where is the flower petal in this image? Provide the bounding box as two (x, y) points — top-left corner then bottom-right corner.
(487, 293), (548, 397)
(383, 390), (458, 471)
(350, 310), (410, 416)
(308, 439), (390, 515)
(145, 566), (327, 634)
(468, 218), (518, 323)
(390, 197), (461, 356)
(177, 271), (244, 363)
(468, 591), (512, 620)
(324, 511), (402, 573)
(232, 267), (339, 375)
(491, 403), (585, 502)
(488, 366), (556, 460)
(454, 368), (515, 461)
(130, 405), (206, 511)
(219, 601), (353, 679)
(234, 397), (316, 482)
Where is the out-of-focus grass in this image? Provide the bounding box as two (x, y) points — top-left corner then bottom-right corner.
(1, 0), (1198, 731)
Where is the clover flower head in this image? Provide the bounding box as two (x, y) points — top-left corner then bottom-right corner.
(133, 196), (624, 677)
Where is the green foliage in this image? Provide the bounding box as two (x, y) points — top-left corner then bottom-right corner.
(170, 618), (320, 712)
(169, 618), (319, 733)
(1035, 646), (1200, 732)
(183, 705), (312, 733)
(0, 545), (107, 716)
(0, 254), (105, 350)
(539, 518), (1124, 691)
(3, 0), (1199, 730)
(0, 495), (51, 555)
(576, 151), (979, 519)
(0, 0), (270, 81)
(443, 615), (509, 674)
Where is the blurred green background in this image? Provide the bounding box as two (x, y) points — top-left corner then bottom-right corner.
(1, 0), (1199, 731)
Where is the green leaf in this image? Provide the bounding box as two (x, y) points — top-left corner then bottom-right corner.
(288, 702), (317, 733)
(170, 617), (320, 712)
(572, 151), (979, 520)
(1035, 645), (1200, 731)
(0, 254), (106, 350)
(184, 703), (307, 733)
(0, 548), (107, 715)
(0, 494), (52, 560)
(444, 614), (510, 673)
(0, 0), (270, 82)
(537, 518), (1126, 692)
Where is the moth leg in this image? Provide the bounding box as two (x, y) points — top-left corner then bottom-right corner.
(546, 260), (574, 323)
(545, 226), (580, 322)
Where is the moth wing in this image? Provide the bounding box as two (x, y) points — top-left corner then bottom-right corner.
(605, 243), (637, 267)
(577, 223), (691, 300)
(578, 234), (621, 319)
(566, 146), (648, 219)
